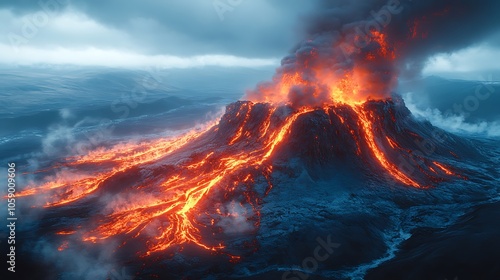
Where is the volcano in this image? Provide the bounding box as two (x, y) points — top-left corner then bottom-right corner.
(12, 0), (500, 279)
(18, 96), (475, 259)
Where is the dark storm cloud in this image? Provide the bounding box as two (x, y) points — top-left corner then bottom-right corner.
(484, 31), (500, 48)
(306, 0), (500, 76)
(0, 0), (317, 57)
(390, 0), (500, 76)
(246, 0), (500, 107)
(299, 0), (500, 85)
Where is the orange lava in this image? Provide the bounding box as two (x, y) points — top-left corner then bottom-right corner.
(433, 161), (454, 175)
(352, 106), (421, 188)
(20, 103), (316, 256)
(17, 126), (213, 207)
(58, 241), (69, 251)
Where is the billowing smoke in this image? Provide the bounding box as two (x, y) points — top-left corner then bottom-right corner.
(247, 0), (500, 107)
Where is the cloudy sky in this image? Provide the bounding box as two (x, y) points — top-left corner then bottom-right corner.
(0, 0), (499, 77)
(0, 0), (315, 68)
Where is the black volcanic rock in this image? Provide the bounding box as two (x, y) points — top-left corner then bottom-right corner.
(16, 97), (492, 280)
(365, 201), (500, 280)
(210, 98), (479, 188)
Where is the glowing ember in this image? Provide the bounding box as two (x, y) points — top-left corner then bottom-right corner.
(58, 241), (69, 251)
(433, 161), (454, 175)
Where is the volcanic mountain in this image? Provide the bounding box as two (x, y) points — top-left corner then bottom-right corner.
(15, 34), (482, 280)
(17, 95), (477, 260)
(14, 1), (500, 278)
(217, 98), (470, 186)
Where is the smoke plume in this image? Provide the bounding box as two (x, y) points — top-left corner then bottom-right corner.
(247, 0), (500, 107)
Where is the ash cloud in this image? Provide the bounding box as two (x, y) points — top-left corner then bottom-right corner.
(248, 0), (500, 106)
(383, 0), (500, 76)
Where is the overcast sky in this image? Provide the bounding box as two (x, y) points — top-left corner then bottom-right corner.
(0, 0), (498, 77)
(0, 0), (317, 68)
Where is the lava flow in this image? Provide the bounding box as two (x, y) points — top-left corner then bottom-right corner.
(18, 6), (465, 258)
(17, 99), (459, 257)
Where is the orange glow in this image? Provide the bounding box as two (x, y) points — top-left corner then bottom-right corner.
(433, 161), (454, 175)
(56, 230), (76, 235)
(247, 29), (398, 108)
(58, 241), (69, 251)
(17, 126), (212, 207)
(352, 106), (421, 188)
(385, 136), (400, 149)
(370, 31), (396, 59)
(228, 103), (251, 145)
(410, 18), (429, 39)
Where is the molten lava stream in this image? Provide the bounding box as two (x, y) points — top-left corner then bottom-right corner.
(19, 106), (314, 256)
(351, 105), (422, 188)
(17, 127), (210, 207)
